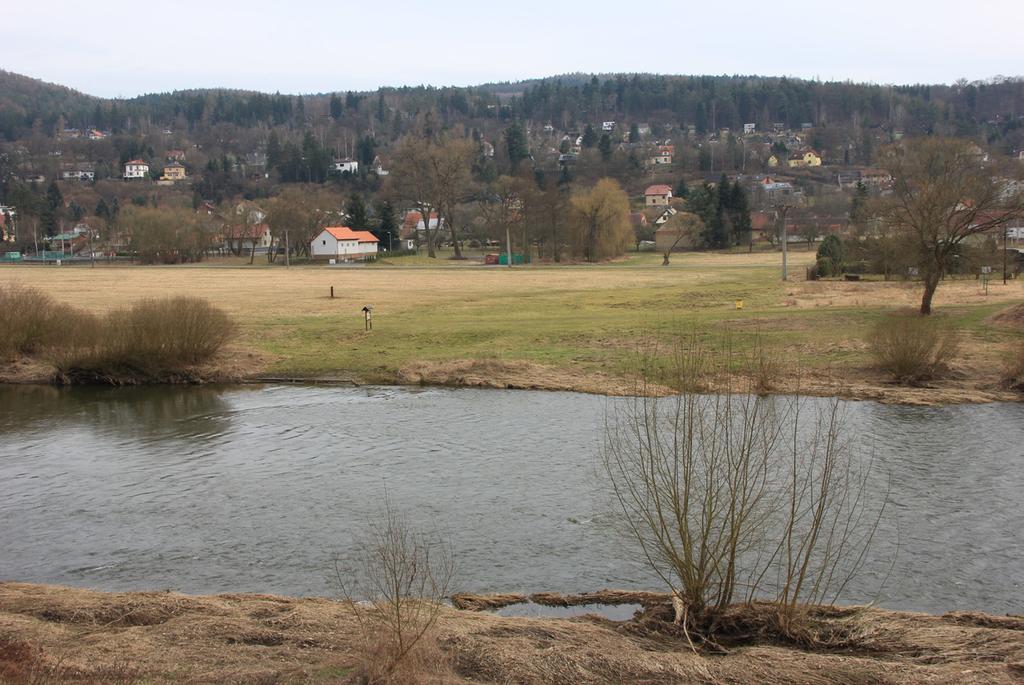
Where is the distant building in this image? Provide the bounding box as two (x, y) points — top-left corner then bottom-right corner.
(332, 159), (359, 174)
(123, 159), (149, 179)
(602, 121), (616, 132)
(644, 184), (673, 207)
(743, 123), (756, 135)
(371, 156), (389, 176)
(160, 162), (186, 181)
(166, 149), (186, 161)
(787, 150), (822, 168)
(310, 226), (379, 260)
(61, 164), (95, 181)
(223, 223), (272, 252)
(767, 154), (780, 167)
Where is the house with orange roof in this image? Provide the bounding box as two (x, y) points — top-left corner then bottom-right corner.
(644, 184), (673, 207)
(311, 226), (379, 261)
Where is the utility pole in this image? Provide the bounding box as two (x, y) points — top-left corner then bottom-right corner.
(284, 228), (290, 268)
(775, 204), (791, 281)
(1004, 225), (1009, 285)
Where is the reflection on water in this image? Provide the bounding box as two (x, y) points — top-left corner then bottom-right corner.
(0, 384), (1021, 615)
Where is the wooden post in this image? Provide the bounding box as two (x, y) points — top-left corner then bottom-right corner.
(330, 286), (334, 299)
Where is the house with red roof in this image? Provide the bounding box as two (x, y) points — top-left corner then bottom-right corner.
(311, 226), (379, 261)
(644, 184), (673, 207)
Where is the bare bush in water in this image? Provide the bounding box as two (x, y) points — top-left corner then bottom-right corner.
(602, 335), (886, 644)
(335, 496), (456, 684)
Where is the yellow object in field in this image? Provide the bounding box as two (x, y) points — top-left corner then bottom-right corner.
(735, 299), (744, 310)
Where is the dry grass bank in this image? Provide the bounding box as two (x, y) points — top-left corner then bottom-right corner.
(1, 254), (1022, 403)
(1, 583), (1022, 684)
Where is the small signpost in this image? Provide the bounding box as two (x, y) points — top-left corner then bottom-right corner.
(981, 266), (992, 295)
(362, 305), (373, 331)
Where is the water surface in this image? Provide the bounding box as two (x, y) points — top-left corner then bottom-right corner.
(1, 384), (1021, 615)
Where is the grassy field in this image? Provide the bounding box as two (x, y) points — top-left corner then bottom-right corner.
(2, 250), (1022, 400)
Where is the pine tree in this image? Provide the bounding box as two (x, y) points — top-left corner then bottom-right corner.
(375, 200), (399, 249)
(581, 124), (597, 148)
(329, 94), (343, 120)
(504, 124), (529, 170)
(675, 178), (689, 199)
(346, 193), (369, 230)
(598, 134), (612, 161)
(629, 122), (640, 142)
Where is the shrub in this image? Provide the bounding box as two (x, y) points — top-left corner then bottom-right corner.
(815, 235), (844, 277)
(0, 284), (100, 356)
(604, 337), (884, 642)
(1006, 341), (1024, 391)
(868, 313), (958, 383)
(55, 296), (235, 380)
(335, 495), (455, 684)
(104, 296), (235, 368)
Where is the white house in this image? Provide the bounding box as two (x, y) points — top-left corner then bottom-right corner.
(311, 226), (379, 260)
(602, 121), (615, 132)
(123, 159), (149, 179)
(332, 158), (359, 174)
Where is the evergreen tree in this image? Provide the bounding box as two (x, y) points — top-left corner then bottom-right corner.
(95, 197), (110, 220)
(266, 131), (282, 172)
(329, 94), (343, 120)
(374, 200), (399, 249)
(504, 123), (529, 170)
(598, 134), (612, 162)
(356, 135), (377, 168)
(41, 182), (63, 236)
(849, 181), (869, 225)
(675, 178), (689, 199)
(629, 122), (640, 142)
(581, 124), (597, 148)
(346, 193), (370, 230)
(729, 180), (752, 246)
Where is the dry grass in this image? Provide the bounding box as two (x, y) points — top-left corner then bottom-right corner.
(1, 583), (1023, 684)
(2, 256), (1022, 402)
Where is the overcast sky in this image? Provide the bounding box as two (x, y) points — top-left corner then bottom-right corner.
(3, 0), (1021, 97)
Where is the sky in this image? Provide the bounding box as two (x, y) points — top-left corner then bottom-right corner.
(3, 0), (1022, 98)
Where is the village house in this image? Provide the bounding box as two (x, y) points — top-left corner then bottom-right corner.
(602, 121), (615, 132)
(743, 123), (756, 135)
(788, 150), (822, 168)
(160, 162), (186, 182)
(60, 163), (95, 181)
(750, 211), (773, 242)
(166, 149), (186, 162)
(223, 223), (272, 253)
(644, 184), (673, 207)
(648, 144), (674, 166)
(310, 226), (379, 261)
(371, 156), (389, 176)
(123, 159), (149, 180)
(767, 154), (780, 167)
(481, 141), (495, 158)
(332, 158), (359, 174)
(402, 210), (443, 240)
(860, 168), (893, 188)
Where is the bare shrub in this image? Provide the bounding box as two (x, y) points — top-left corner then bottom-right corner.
(868, 313), (958, 383)
(603, 336), (885, 645)
(334, 496), (456, 684)
(58, 296), (235, 378)
(104, 296), (235, 367)
(0, 285), (99, 357)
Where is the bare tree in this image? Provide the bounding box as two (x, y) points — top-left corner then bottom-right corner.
(882, 138), (1024, 314)
(659, 211), (703, 265)
(602, 336), (885, 642)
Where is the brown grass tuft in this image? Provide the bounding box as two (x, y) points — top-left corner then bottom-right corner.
(868, 312), (959, 383)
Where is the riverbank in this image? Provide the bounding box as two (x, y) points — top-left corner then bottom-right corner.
(0, 583), (1021, 684)
(2, 254), (1022, 405)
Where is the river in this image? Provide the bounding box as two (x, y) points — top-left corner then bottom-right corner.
(1, 384), (1021, 615)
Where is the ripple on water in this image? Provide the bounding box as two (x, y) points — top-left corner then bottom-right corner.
(0, 385), (1022, 614)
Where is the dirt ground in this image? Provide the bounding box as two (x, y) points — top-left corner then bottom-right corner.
(1, 583), (1022, 684)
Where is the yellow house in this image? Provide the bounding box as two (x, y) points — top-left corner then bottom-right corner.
(788, 150), (822, 168)
(161, 162), (186, 181)
(767, 154), (779, 167)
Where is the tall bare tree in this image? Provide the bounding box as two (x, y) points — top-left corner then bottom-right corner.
(882, 138), (1024, 314)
